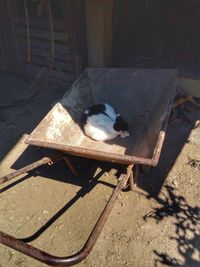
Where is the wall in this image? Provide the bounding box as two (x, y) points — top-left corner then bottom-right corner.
(85, 0), (113, 67)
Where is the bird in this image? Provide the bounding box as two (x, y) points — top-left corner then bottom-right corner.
(81, 103), (130, 141)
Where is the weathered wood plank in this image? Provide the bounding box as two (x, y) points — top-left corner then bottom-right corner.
(16, 26), (68, 42)
(14, 17), (65, 31)
(20, 52), (71, 72)
(24, 64), (73, 82)
(19, 44), (70, 62)
(18, 38), (70, 53)
(23, 64), (73, 89)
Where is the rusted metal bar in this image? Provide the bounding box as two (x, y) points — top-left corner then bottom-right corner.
(151, 88), (176, 167)
(0, 174), (128, 266)
(26, 139), (155, 166)
(123, 164), (134, 190)
(63, 156), (79, 177)
(129, 165), (139, 190)
(172, 95), (193, 110)
(0, 154), (64, 185)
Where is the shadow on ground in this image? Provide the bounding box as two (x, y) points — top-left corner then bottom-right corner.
(138, 102), (200, 197)
(144, 185), (200, 266)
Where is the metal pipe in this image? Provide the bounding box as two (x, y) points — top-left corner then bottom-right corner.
(129, 165), (139, 190)
(0, 174), (128, 266)
(63, 156), (79, 177)
(26, 139), (155, 166)
(0, 154), (64, 185)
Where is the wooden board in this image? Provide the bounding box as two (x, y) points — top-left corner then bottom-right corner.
(16, 26), (68, 42)
(15, 17), (65, 32)
(19, 43), (70, 61)
(24, 64), (73, 88)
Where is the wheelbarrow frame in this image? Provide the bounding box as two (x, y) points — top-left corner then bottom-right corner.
(0, 154), (136, 266)
(0, 68), (177, 266)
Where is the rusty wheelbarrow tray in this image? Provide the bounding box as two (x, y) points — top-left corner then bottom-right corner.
(0, 68), (177, 266)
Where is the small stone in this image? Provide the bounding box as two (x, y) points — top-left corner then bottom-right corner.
(43, 210), (49, 214)
(57, 223), (65, 230)
(172, 180), (177, 187)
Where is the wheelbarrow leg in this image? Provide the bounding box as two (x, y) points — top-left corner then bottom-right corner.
(63, 156), (79, 177)
(127, 165), (139, 191)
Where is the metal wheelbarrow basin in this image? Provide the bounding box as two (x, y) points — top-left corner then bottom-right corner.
(26, 68), (177, 165)
(0, 68), (177, 266)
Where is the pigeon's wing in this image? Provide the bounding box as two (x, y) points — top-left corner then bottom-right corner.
(104, 103), (117, 120)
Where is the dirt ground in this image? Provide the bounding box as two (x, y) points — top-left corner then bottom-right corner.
(0, 71), (200, 267)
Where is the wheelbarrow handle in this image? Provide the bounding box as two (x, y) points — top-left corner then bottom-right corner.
(0, 157), (51, 185)
(0, 174), (128, 266)
(0, 153), (71, 185)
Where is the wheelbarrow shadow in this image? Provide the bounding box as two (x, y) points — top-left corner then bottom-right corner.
(138, 102), (200, 197)
(1, 144), (126, 243)
(19, 161), (120, 244)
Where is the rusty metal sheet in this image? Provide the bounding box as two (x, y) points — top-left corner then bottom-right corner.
(26, 68), (177, 165)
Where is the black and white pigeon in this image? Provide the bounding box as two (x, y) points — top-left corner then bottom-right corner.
(81, 103), (130, 141)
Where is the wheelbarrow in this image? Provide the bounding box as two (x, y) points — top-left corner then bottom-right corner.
(0, 68), (177, 266)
